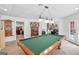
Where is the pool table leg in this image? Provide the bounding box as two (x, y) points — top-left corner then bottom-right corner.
(58, 42), (61, 49)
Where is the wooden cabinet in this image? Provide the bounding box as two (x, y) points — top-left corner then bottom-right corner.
(0, 30), (5, 49)
(30, 22), (39, 36)
(31, 27), (39, 36)
(4, 20), (12, 37)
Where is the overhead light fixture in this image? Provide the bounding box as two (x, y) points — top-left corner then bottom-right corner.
(38, 5), (54, 23)
(38, 15), (43, 22)
(38, 4), (43, 6)
(45, 20), (49, 23)
(75, 8), (79, 10)
(50, 21), (54, 23)
(50, 18), (54, 23)
(38, 18), (43, 22)
(4, 9), (8, 11)
(0, 7), (8, 11)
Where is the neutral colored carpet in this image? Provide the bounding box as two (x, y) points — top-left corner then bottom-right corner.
(1, 40), (79, 55)
(1, 41), (21, 55)
(51, 40), (79, 55)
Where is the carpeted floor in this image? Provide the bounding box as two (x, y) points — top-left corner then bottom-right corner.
(1, 40), (79, 55)
(51, 40), (79, 55)
(0, 41), (21, 55)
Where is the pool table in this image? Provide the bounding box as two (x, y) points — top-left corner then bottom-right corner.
(17, 34), (65, 55)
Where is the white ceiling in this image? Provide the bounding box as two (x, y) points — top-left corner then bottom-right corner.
(0, 4), (79, 19)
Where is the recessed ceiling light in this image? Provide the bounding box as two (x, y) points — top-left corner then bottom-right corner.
(4, 9), (8, 11)
(75, 8), (79, 10)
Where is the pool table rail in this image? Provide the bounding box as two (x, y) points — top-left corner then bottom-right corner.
(17, 41), (34, 55)
(17, 35), (66, 55)
(40, 40), (61, 55)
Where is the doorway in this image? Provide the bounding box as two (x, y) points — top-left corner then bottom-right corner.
(16, 22), (24, 40)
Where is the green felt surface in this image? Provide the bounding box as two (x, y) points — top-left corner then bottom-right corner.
(20, 34), (63, 55)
